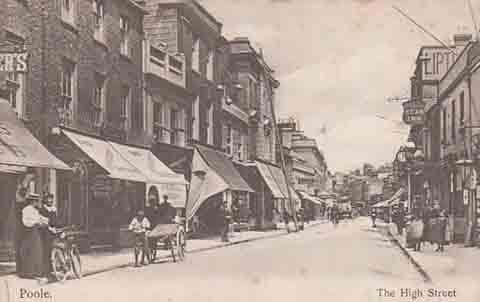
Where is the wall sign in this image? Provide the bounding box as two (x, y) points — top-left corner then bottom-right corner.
(0, 52), (28, 72)
(402, 100), (425, 125)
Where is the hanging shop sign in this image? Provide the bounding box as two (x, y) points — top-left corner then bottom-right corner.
(402, 100), (425, 125)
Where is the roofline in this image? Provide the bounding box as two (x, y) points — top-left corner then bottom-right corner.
(129, 0), (149, 14)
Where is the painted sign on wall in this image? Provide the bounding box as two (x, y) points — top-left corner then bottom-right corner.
(0, 52), (28, 72)
(420, 48), (456, 81)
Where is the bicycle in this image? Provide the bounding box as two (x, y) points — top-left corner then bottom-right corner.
(50, 226), (82, 282)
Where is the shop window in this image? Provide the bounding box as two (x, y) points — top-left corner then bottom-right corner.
(5, 72), (24, 117)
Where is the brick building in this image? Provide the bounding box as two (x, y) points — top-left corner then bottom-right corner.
(0, 0), (191, 251)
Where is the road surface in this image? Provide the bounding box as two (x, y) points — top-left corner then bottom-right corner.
(5, 218), (426, 302)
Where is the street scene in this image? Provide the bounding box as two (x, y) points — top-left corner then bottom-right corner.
(2, 0), (480, 301)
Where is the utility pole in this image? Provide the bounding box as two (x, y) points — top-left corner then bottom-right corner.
(268, 88), (298, 232)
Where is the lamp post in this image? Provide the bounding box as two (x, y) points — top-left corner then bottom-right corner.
(396, 142), (422, 213)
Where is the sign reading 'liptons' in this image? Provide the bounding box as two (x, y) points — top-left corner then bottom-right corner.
(402, 100), (425, 125)
(419, 47), (456, 81)
(0, 52), (28, 72)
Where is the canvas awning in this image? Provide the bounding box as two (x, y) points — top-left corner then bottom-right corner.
(256, 161), (285, 199)
(186, 145), (253, 220)
(297, 191), (323, 205)
(109, 142), (187, 208)
(62, 129), (146, 183)
(0, 100), (71, 170)
(196, 145), (252, 192)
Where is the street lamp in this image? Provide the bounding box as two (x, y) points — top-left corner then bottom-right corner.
(216, 83), (242, 105)
(396, 143), (422, 212)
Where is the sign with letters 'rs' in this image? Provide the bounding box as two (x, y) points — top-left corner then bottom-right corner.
(402, 100), (425, 125)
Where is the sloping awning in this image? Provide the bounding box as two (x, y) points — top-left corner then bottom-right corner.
(297, 191), (323, 205)
(109, 142), (187, 185)
(62, 129), (146, 183)
(196, 145), (253, 192)
(256, 161), (285, 199)
(109, 142), (187, 208)
(186, 146), (253, 220)
(0, 100), (71, 170)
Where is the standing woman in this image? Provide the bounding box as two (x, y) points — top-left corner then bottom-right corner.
(14, 169), (36, 275)
(18, 193), (49, 282)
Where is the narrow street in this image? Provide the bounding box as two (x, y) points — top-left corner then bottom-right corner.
(5, 218), (426, 302)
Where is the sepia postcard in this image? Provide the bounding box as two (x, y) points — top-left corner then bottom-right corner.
(1, 0), (480, 301)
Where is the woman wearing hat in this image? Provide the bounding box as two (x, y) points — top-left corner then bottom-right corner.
(18, 193), (49, 282)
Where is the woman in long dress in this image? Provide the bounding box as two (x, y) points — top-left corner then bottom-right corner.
(18, 193), (49, 282)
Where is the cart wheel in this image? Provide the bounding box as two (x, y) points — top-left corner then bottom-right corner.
(176, 229), (186, 261)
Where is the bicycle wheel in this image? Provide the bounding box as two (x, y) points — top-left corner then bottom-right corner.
(176, 229), (186, 261)
(70, 247), (83, 279)
(51, 248), (68, 282)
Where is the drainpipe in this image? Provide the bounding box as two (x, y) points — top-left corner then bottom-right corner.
(467, 69), (476, 246)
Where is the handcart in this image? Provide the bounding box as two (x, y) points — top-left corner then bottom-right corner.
(147, 220), (186, 263)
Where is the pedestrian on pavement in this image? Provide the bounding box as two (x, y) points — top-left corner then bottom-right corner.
(38, 193), (57, 278)
(396, 206), (405, 236)
(14, 169), (36, 274)
(370, 208), (377, 228)
(18, 193), (50, 283)
(421, 206), (432, 246)
(220, 201), (231, 242)
(282, 208), (291, 233)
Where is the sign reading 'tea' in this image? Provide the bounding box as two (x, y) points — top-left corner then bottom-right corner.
(402, 100), (425, 125)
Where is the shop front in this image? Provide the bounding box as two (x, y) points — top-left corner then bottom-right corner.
(0, 100), (71, 261)
(236, 160), (300, 230)
(186, 145), (253, 234)
(297, 191), (324, 220)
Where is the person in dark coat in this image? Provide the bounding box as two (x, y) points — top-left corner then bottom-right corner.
(14, 187), (28, 275)
(220, 202), (231, 242)
(396, 206), (406, 235)
(18, 193), (49, 282)
(38, 193), (57, 277)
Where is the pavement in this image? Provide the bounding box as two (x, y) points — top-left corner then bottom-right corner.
(381, 220), (480, 290)
(1, 217), (432, 302)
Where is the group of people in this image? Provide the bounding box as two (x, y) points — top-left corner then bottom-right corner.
(328, 204), (341, 225)
(128, 194), (177, 266)
(407, 205), (448, 252)
(14, 170), (59, 283)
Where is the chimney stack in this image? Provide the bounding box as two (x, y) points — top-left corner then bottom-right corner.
(453, 33), (473, 47)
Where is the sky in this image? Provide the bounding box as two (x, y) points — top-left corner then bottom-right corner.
(200, 0), (479, 172)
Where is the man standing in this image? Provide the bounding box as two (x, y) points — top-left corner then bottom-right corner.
(220, 202), (231, 242)
(396, 206), (406, 235)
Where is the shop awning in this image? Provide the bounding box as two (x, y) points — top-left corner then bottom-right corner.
(256, 161), (285, 199)
(109, 142), (187, 185)
(186, 145), (253, 220)
(297, 191), (323, 205)
(62, 129), (146, 183)
(0, 100), (71, 170)
(109, 142), (187, 208)
(0, 164), (27, 174)
(196, 145), (252, 192)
